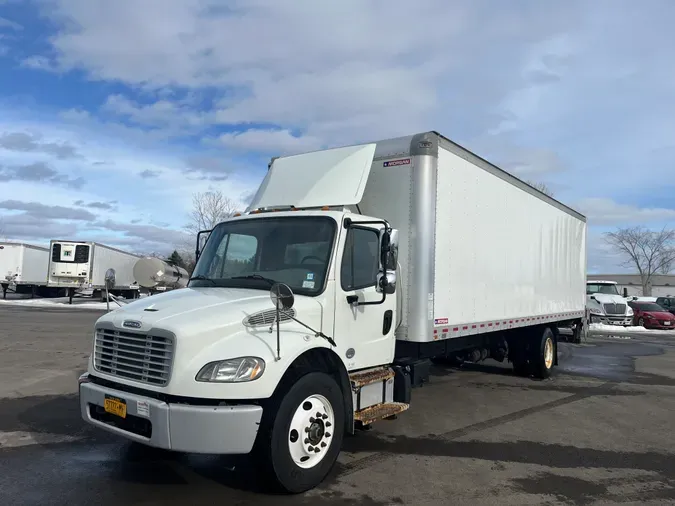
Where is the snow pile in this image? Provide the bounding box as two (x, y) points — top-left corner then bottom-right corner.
(0, 297), (119, 310)
(589, 323), (675, 334)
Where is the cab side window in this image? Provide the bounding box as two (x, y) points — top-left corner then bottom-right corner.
(341, 228), (379, 291)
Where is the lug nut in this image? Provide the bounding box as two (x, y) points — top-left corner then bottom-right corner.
(322, 414), (328, 419)
(325, 432), (331, 438)
(304, 438), (310, 444)
(308, 446), (314, 452)
(305, 427), (310, 433)
(326, 422), (332, 427)
(321, 442), (327, 448)
(309, 417), (315, 423)
(316, 412), (322, 418)
(315, 448), (321, 453)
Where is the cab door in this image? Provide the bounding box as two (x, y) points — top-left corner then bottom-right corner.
(332, 225), (396, 371)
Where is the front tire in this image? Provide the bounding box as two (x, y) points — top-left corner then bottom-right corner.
(255, 371), (345, 494)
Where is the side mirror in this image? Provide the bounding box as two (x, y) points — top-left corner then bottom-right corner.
(376, 270), (397, 294)
(379, 228), (399, 270)
(195, 229), (212, 261)
(376, 227), (399, 295)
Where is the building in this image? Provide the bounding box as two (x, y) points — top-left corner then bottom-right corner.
(587, 274), (675, 298)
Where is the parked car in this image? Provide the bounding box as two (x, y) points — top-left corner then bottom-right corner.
(655, 297), (675, 316)
(627, 301), (675, 329)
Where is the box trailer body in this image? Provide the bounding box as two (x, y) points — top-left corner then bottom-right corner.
(48, 241), (141, 295)
(354, 133), (587, 348)
(0, 242), (49, 287)
(79, 131), (587, 494)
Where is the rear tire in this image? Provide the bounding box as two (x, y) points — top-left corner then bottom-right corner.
(533, 327), (556, 379)
(254, 371), (345, 494)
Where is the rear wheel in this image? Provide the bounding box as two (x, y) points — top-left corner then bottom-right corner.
(533, 327), (556, 379)
(255, 371), (345, 494)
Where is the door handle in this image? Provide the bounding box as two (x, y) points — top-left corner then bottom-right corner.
(346, 295), (359, 305)
(383, 310), (393, 335)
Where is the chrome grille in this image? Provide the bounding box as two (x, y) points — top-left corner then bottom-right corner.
(93, 328), (173, 386)
(243, 308), (296, 327)
(603, 303), (626, 315)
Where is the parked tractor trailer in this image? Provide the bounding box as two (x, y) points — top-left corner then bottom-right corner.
(78, 131), (588, 493)
(48, 241), (141, 301)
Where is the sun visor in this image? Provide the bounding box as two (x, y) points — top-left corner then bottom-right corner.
(247, 143), (377, 210)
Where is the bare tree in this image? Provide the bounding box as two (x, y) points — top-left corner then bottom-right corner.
(185, 190), (240, 235)
(178, 190), (242, 274)
(605, 226), (675, 296)
(525, 179), (554, 197)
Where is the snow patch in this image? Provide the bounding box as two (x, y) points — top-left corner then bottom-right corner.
(0, 297), (115, 310)
(589, 323), (675, 335)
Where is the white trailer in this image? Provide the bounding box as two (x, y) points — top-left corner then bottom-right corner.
(48, 240), (141, 300)
(0, 241), (50, 298)
(78, 131), (587, 493)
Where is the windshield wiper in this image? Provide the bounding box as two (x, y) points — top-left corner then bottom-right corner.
(188, 275), (216, 285)
(230, 274), (277, 286)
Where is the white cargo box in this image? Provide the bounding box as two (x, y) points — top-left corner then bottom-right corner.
(0, 241), (49, 286)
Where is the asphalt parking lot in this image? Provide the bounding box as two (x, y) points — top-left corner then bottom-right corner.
(1, 306), (675, 506)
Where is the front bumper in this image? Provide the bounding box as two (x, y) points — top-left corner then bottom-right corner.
(589, 314), (633, 326)
(79, 381), (263, 454)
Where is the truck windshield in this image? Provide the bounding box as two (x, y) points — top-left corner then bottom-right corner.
(189, 216), (336, 296)
(586, 283), (620, 296)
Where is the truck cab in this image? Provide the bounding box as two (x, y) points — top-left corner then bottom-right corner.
(586, 280), (633, 326)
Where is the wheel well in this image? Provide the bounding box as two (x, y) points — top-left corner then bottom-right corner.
(274, 348), (354, 435)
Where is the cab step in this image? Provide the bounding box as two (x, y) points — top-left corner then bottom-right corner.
(349, 367), (394, 388)
(349, 367), (408, 427)
(354, 402), (409, 426)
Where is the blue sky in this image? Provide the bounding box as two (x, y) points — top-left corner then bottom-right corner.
(0, 0), (674, 272)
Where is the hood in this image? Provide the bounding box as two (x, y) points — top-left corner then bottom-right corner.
(588, 293), (627, 304)
(642, 311), (675, 320)
(100, 286), (322, 334)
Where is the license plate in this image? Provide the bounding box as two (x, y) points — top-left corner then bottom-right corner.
(665, 322), (671, 325)
(104, 395), (127, 418)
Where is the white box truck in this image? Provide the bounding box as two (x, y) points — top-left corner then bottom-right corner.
(48, 240), (141, 301)
(78, 131), (587, 493)
(0, 241), (50, 298)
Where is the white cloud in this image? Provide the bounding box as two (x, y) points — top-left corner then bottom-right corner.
(217, 129), (323, 155)
(0, 16), (22, 30)
(577, 198), (675, 227)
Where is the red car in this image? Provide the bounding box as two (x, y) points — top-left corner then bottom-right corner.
(628, 301), (675, 329)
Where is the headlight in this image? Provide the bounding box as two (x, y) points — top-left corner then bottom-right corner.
(589, 308), (604, 315)
(627, 307), (634, 316)
(195, 357), (265, 383)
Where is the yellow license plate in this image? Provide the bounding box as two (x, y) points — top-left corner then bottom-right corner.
(104, 396), (127, 418)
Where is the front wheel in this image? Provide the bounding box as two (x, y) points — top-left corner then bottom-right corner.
(255, 371), (345, 494)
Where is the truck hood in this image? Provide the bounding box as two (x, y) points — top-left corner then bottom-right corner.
(100, 286), (322, 334)
(588, 293), (627, 305)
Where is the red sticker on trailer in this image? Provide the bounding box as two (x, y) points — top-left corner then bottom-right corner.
(434, 318), (448, 325)
(383, 158), (411, 167)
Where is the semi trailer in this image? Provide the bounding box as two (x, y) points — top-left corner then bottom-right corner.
(78, 131), (587, 493)
(48, 240), (141, 301)
(0, 241), (49, 298)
